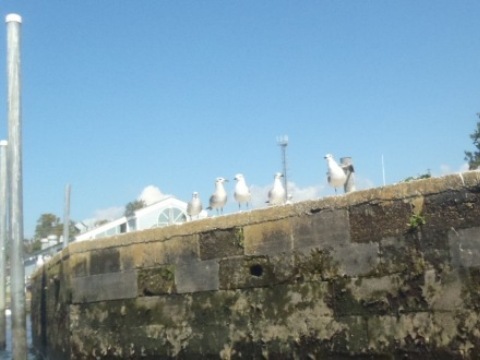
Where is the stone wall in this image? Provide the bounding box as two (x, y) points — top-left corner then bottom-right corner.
(30, 171), (480, 359)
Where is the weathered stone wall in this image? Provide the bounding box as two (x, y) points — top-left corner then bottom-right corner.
(30, 171), (480, 359)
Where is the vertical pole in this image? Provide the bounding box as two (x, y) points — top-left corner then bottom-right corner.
(0, 140), (7, 349)
(63, 184), (71, 248)
(340, 157), (356, 193)
(382, 154), (386, 186)
(6, 13), (27, 358)
(277, 136), (288, 203)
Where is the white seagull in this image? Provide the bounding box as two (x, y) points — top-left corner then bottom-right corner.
(267, 172), (286, 205)
(234, 173), (251, 210)
(187, 192), (203, 220)
(324, 153), (347, 194)
(207, 177), (228, 215)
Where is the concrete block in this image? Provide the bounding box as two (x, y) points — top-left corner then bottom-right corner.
(71, 270), (137, 303)
(175, 260), (219, 293)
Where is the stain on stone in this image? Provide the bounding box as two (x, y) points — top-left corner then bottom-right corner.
(90, 248), (121, 275)
(199, 228), (244, 260)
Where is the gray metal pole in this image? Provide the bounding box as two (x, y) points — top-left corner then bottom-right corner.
(340, 157), (356, 193)
(0, 141), (7, 349)
(277, 136), (289, 203)
(6, 13), (27, 358)
(63, 184), (71, 248)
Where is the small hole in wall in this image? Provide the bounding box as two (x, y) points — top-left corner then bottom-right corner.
(250, 264), (263, 277)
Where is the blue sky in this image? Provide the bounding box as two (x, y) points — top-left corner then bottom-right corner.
(0, 1), (478, 238)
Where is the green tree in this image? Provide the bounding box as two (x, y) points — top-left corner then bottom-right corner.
(124, 199), (146, 217)
(465, 114), (480, 170)
(34, 213), (62, 240)
(34, 213), (80, 242)
(24, 238), (42, 254)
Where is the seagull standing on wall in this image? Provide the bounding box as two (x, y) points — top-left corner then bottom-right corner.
(187, 192), (202, 220)
(207, 177), (228, 215)
(234, 174), (251, 210)
(324, 153), (347, 194)
(267, 172), (286, 205)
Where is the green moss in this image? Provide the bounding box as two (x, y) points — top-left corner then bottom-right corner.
(294, 248), (340, 281)
(407, 213), (426, 232)
(138, 265), (176, 296)
(234, 227), (245, 248)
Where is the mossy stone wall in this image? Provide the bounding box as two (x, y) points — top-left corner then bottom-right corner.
(30, 171), (480, 359)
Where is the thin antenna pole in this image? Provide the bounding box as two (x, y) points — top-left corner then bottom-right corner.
(0, 141), (7, 349)
(63, 184), (71, 248)
(277, 135), (288, 202)
(6, 13), (27, 358)
(382, 154), (386, 186)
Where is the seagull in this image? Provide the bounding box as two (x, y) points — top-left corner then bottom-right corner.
(234, 173), (251, 210)
(324, 153), (347, 194)
(186, 192), (202, 220)
(267, 172), (286, 205)
(207, 177), (228, 215)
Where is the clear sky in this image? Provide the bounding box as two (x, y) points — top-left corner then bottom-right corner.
(0, 1), (477, 238)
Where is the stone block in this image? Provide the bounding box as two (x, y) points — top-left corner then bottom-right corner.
(422, 268), (464, 311)
(89, 248), (120, 275)
(190, 290), (243, 327)
(71, 270), (137, 303)
(147, 241), (170, 265)
(333, 242), (380, 277)
(380, 236), (418, 274)
(198, 228), (244, 260)
(165, 234), (201, 264)
(331, 316), (370, 354)
(367, 312), (464, 355)
(70, 252), (89, 278)
(243, 219), (293, 255)
(424, 190), (480, 231)
(175, 259), (219, 293)
(350, 200), (412, 243)
(448, 227), (480, 268)
(293, 209), (350, 252)
(463, 266), (480, 310)
(137, 265), (176, 296)
(294, 248), (340, 280)
(333, 273), (430, 317)
(219, 256), (275, 290)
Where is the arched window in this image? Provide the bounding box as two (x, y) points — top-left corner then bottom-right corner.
(157, 206), (187, 227)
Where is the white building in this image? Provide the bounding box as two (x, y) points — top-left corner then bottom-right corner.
(75, 196), (207, 242)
